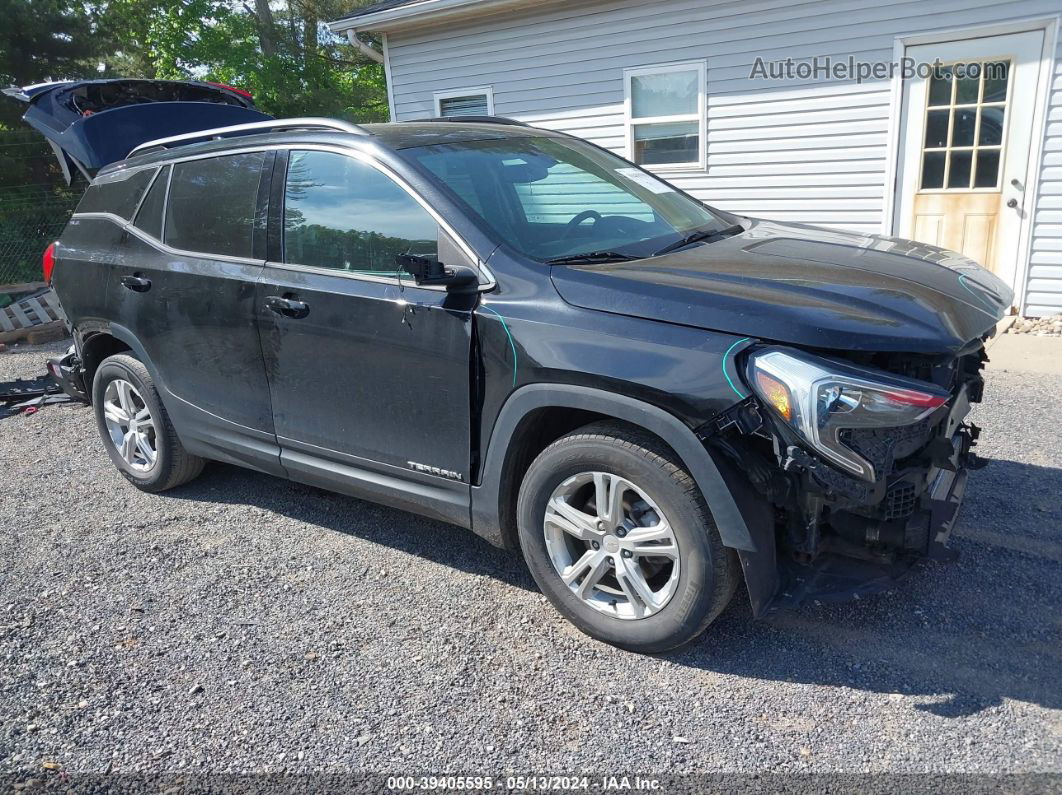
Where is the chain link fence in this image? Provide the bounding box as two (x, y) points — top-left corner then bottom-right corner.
(0, 130), (85, 287)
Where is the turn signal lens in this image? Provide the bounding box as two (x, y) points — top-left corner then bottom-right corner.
(754, 370), (792, 421)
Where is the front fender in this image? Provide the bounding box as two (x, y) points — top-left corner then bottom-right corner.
(471, 383), (758, 553)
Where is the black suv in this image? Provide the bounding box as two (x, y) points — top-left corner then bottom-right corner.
(49, 117), (1010, 652)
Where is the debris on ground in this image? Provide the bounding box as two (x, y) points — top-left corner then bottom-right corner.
(1008, 314), (1062, 336)
(0, 373), (71, 419)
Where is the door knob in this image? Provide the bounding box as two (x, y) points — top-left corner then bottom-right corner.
(1006, 198), (1018, 209)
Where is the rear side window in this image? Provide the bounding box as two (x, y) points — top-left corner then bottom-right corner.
(283, 150), (439, 274)
(133, 166), (169, 240)
(165, 152), (266, 258)
(77, 167), (157, 219)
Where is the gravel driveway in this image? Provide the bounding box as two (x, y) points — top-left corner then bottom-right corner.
(1, 339), (1059, 782)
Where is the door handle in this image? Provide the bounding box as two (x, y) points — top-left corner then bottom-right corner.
(1006, 198), (1018, 209)
(265, 295), (310, 319)
(120, 274), (151, 292)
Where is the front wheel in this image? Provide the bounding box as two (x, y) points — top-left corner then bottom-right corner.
(517, 422), (739, 653)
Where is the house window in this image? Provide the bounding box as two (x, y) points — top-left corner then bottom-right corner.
(624, 62), (706, 169)
(434, 87), (494, 118)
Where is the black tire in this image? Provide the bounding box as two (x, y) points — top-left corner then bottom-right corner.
(517, 421), (739, 653)
(92, 353), (205, 492)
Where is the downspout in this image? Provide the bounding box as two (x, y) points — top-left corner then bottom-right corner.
(345, 29), (384, 64)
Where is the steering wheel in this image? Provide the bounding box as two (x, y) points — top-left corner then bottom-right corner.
(561, 210), (602, 239)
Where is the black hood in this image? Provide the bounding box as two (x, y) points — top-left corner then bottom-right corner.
(549, 219), (1013, 354)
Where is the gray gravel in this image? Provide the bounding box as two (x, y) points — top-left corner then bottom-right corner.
(0, 339), (1060, 778)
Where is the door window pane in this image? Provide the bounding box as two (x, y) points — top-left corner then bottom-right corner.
(982, 62), (1009, 102)
(928, 67), (952, 106)
(631, 71), (698, 117)
(283, 150), (439, 274)
(951, 109), (976, 147)
(955, 71), (980, 104)
(921, 151), (946, 189)
(134, 166), (168, 239)
(165, 152), (265, 257)
(633, 121), (699, 165)
(924, 110), (949, 148)
(974, 150), (1001, 188)
(978, 106), (1005, 146)
(947, 151), (972, 189)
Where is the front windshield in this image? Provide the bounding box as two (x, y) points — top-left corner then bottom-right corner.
(400, 135), (728, 262)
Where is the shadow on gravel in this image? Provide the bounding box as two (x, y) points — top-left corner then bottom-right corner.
(166, 461), (537, 591)
(166, 457), (1061, 719)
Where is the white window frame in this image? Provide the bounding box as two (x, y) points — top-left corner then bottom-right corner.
(433, 86), (495, 118)
(623, 61), (707, 172)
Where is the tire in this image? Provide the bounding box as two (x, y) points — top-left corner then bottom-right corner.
(517, 421), (739, 653)
(91, 353), (205, 492)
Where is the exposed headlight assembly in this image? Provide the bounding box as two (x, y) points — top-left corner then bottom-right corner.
(746, 347), (949, 482)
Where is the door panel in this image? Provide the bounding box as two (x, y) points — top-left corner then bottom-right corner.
(898, 30), (1044, 301)
(258, 147), (475, 512)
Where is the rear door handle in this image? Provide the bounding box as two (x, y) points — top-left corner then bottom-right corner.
(265, 295), (310, 319)
(120, 274), (151, 292)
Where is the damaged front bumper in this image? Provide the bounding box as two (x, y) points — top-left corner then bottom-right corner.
(703, 340), (989, 615)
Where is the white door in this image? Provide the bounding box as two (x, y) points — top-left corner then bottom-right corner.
(897, 30), (1044, 299)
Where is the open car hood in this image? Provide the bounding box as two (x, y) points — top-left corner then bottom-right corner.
(4, 79), (272, 180)
(549, 219), (1013, 354)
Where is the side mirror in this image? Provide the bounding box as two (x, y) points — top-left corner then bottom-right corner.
(396, 254), (480, 292)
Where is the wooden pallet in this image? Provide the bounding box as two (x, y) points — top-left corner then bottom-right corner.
(0, 289), (68, 345)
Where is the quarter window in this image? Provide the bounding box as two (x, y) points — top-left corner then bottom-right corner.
(624, 62), (706, 169)
(283, 150), (440, 275)
(164, 152), (266, 258)
(133, 166), (168, 240)
(77, 167), (157, 219)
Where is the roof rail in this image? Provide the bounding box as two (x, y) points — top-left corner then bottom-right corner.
(410, 115), (532, 127)
(128, 117), (370, 158)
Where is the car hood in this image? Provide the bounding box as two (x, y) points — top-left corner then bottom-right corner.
(549, 219), (1013, 354)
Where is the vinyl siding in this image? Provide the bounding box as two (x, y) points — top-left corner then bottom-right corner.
(384, 0), (1062, 315)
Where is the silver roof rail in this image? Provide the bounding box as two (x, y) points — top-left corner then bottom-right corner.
(128, 117), (370, 158)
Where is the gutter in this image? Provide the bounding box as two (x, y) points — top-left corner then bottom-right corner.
(345, 30), (384, 63)
(329, 0), (537, 34)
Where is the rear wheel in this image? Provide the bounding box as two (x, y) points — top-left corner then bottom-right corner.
(92, 354), (204, 492)
(517, 422), (739, 653)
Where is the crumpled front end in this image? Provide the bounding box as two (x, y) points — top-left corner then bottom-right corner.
(701, 335), (990, 613)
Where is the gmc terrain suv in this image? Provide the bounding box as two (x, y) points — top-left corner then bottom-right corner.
(46, 116), (1011, 652)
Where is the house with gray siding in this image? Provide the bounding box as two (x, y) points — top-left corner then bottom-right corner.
(330, 0), (1062, 316)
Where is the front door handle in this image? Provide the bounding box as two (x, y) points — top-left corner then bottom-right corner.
(120, 274), (151, 292)
(1006, 198), (1019, 209)
(265, 295), (310, 319)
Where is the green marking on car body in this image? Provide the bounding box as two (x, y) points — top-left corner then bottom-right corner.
(723, 336), (751, 399)
(480, 305), (518, 388)
(958, 274), (998, 314)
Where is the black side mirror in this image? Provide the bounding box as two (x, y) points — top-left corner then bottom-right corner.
(396, 254), (479, 292)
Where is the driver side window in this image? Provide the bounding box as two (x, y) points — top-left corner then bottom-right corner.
(283, 150), (439, 275)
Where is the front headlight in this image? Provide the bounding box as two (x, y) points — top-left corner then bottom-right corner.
(746, 347), (949, 482)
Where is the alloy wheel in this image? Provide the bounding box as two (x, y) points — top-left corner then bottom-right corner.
(543, 471), (680, 620)
(102, 379), (158, 472)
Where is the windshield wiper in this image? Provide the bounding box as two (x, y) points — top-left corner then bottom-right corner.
(651, 223), (745, 257)
(545, 250), (642, 265)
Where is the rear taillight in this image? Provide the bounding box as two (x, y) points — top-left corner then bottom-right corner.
(42, 241), (57, 284)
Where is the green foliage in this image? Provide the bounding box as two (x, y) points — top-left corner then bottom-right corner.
(0, 0), (386, 284)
